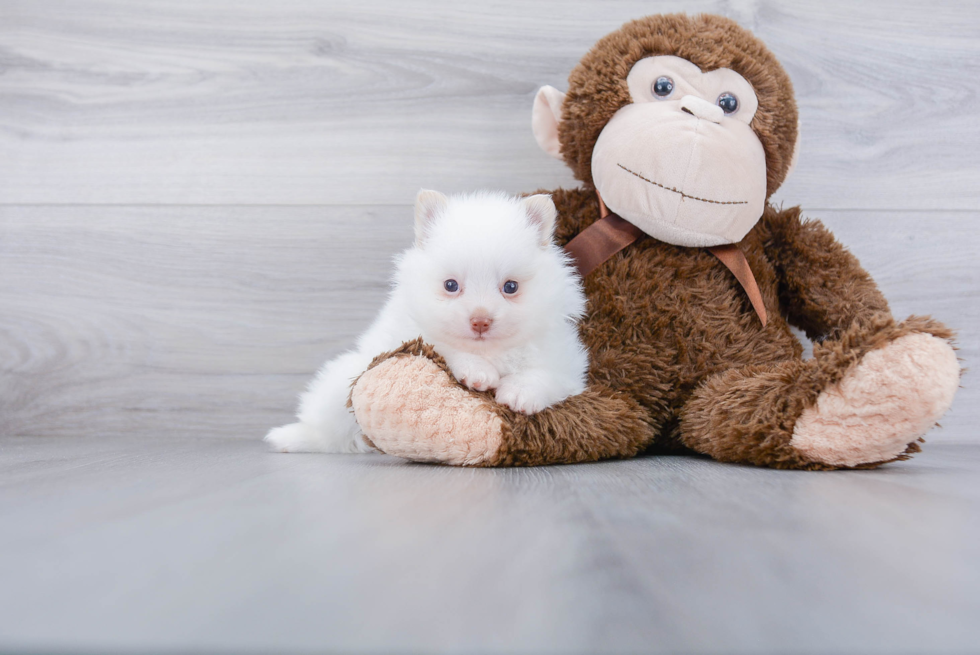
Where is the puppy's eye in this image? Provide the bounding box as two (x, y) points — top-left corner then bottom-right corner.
(717, 92), (739, 114)
(502, 280), (518, 295)
(652, 76), (674, 98)
(444, 279), (459, 293)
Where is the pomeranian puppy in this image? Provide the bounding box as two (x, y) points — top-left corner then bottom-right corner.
(265, 189), (588, 453)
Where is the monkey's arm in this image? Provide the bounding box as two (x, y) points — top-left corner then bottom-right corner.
(350, 339), (656, 466)
(758, 205), (891, 341)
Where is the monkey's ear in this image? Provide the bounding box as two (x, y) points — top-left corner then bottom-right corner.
(414, 189), (448, 247)
(532, 86), (566, 160)
(521, 194), (557, 247)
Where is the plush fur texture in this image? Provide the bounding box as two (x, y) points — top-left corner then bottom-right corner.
(267, 190), (588, 453)
(790, 332), (961, 467)
(354, 189), (960, 468)
(679, 314), (957, 470)
(559, 13), (798, 198)
(352, 338), (653, 467)
(351, 341), (504, 466)
(348, 14), (961, 469)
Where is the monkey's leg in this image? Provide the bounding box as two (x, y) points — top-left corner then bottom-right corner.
(679, 317), (961, 470)
(349, 339), (656, 466)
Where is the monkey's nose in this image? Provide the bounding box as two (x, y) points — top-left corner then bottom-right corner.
(680, 95), (724, 124)
(470, 315), (493, 336)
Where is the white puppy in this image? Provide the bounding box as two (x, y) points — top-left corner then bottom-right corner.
(265, 189), (589, 453)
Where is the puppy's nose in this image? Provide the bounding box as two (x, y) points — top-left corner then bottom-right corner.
(470, 315), (493, 336)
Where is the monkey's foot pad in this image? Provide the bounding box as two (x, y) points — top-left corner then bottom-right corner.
(351, 353), (503, 466)
(791, 333), (960, 467)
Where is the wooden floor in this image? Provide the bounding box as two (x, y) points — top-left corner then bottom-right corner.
(1, 1), (978, 653)
(0, 436), (977, 654)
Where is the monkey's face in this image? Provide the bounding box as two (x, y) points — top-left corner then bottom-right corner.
(532, 14), (800, 248)
(590, 56), (768, 247)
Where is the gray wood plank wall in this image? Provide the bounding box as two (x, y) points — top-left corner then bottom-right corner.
(1, 0), (978, 443)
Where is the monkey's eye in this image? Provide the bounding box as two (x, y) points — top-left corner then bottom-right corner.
(502, 280), (518, 295)
(717, 93), (739, 114)
(652, 76), (674, 98)
(444, 279), (459, 293)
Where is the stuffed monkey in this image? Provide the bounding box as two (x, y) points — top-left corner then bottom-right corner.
(349, 13), (961, 469)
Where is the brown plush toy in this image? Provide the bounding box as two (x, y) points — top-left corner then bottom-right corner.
(349, 13), (961, 469)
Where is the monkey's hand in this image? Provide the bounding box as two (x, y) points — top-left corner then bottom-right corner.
(351, 339), (505, 466)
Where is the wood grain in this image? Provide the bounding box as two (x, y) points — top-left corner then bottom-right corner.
(1, 205), (975, 443)
(0, 204), (413, 439)
(1, 0), (978, 208)
(0, 435), (978, 653)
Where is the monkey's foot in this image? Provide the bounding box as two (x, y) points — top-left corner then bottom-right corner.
(350, 342), (504, 466)
(790, 332), (960, 467)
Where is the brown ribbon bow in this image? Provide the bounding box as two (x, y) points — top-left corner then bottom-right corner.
(563, 193), (768, 326)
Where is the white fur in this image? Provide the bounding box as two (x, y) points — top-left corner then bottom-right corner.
(265, 190), (589, 454)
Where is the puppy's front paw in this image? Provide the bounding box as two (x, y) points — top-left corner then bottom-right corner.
(449, 359), (500, 392)
(494, 378), (557, 415)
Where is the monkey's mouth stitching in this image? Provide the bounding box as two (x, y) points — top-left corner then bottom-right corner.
(617, 164), (748, 206)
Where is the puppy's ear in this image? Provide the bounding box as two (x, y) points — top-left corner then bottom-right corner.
(532, 86), (566, 159)
(414, 189), (448, 247)
(521, 194), (557, 247)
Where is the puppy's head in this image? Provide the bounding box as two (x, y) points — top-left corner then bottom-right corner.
(398, 190), (576, 351)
